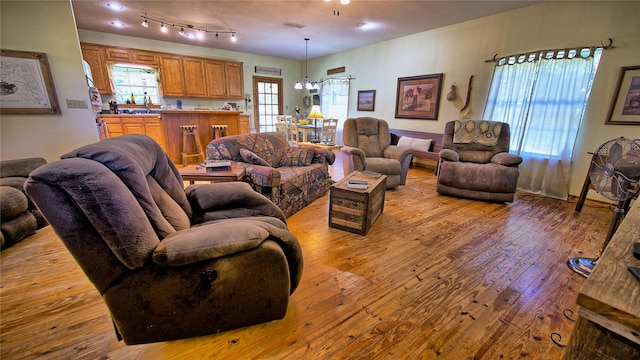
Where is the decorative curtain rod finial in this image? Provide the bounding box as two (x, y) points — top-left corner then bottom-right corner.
(601, 38), (614, 49)
(484, 54), (498, 63)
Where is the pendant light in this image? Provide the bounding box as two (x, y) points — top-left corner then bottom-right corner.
(295, 38), (319, 90)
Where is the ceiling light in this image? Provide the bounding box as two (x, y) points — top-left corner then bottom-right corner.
(340, 0), (351, 4)
(295, 38), (319, 90)
(110, 21), (125, 28)
(139, 14), (236, 40)
(106, 3), (124, 11)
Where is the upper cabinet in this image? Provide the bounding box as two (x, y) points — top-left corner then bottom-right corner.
(159, 55), (186, 97)
(225, 62), (244, 99)
(80, 42), (243, 100)
(80, 43), (113, 94)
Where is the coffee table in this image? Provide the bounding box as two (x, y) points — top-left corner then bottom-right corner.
(329, 171), (387, 235)
(179, 164), (246, 184)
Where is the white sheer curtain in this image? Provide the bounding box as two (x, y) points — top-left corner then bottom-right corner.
(320, 79), (350, 145)
(484, 48), (601, 199)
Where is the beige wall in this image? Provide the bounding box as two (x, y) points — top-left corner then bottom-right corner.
(307, 1), (640, 199)
(0, 1), (98, 163)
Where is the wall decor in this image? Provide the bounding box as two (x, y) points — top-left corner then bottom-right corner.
(606, 65), (640, 125)
(0, 49), (61, 114)
(357, 90), (376, 111)
(395, 73), (443, 120)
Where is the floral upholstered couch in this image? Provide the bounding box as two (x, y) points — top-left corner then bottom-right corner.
(206, 132), (335, 217)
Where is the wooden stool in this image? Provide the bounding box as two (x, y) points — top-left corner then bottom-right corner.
(180, 125), (205, 167)
(212, 125), (229, 139)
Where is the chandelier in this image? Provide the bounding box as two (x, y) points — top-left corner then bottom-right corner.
(295, 38), (319, 90)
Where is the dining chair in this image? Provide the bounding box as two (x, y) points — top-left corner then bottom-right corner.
(321, 118), (338, 144)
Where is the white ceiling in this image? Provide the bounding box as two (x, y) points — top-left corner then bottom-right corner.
(72, 0), (543, 61)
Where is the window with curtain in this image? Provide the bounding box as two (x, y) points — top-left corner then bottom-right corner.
(483, 47), (602, 200)
(320, 78), (350, 145)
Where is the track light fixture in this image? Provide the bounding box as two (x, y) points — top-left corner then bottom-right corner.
(139, 14), (236, 41)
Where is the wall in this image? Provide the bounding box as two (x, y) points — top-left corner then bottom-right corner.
(306, 1), (640, 199)
(0, 1), (98, 163)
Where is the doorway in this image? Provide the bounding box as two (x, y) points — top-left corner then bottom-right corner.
(252, 76), (283, 133)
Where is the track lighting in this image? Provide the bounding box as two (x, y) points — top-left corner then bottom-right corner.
(140, 14), (236, 41)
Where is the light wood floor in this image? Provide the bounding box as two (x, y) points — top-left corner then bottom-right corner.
(1, 158), (613, 359)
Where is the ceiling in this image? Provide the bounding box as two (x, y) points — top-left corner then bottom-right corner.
(71, 1), (543, 61)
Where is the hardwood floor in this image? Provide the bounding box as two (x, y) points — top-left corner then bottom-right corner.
(0, 158), (613, 359)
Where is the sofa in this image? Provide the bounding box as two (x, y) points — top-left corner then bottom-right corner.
(436, 120), (522, 202)
(25, 134), (303, 344)
(0, 157), (48, 249)
(341, 117), (414, 188)
(206, 132), (335, 217)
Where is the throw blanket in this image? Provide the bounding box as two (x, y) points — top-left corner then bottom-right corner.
(453, 120), (502, 146)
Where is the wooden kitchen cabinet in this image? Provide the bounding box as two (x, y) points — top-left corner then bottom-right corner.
(132, 50), (158, 66)
(80, 43), (112, 94)
(99, 115), (166, 149)
(225, 62), (244, 99)
(183, 57), (207, 98)
(104, 47), (132, 63)
(204, 60), (226, 98)
(159, 55), (186, 97)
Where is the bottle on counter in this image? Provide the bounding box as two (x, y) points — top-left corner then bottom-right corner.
(130, 93), (135, 104)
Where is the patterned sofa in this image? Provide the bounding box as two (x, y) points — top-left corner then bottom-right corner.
(206, 132), (335, 217)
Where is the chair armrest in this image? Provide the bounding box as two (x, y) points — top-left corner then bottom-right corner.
(491, 152), (523, 166)
(186, 182), (286, 224)
(342, 146), (366, 160)
(241, 164), (281, 187)
(152, 217), (290, 266)
(383, 145), (413, 163)
(311, 148), (336, 165)
(439, 149), (460, 162)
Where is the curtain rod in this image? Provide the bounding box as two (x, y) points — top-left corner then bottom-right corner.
(320, 75), (356, 82)
(484, 38), (614, 63)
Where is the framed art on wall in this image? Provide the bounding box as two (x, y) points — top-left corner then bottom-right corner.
(395, 73), (443, 120)
(0, 49), (61, 114)
(606, 65), (640, 125)
(357, 90), (376, 111)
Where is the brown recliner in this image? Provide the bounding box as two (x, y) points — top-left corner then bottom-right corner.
(436, 120), (522, 202)
(24, 134), (303, 345)
(341, 117), (413, 188)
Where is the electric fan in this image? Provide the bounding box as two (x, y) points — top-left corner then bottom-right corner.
(568, 137), (640, 278)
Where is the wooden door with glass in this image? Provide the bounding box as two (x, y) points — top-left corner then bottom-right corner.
(252, 76), (283, 133)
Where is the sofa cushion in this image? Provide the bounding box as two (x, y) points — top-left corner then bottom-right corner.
(240, 148), (270, 167)
(0, 186), (28, 220)
(279, 147), (315, 167)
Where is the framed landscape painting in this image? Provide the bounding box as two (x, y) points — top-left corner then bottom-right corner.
(395, 73), (443, 120)
(606, 65), (640, 125)
(357, 90), (376, 111)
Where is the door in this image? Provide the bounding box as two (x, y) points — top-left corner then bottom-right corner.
(253, 76), (283, 133)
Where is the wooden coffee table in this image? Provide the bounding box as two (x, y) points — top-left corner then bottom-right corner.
(179, 164), (246, 184)
(329, 171), (387, 235)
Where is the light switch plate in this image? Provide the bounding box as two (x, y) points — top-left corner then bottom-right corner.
(66, 99), (88, 109)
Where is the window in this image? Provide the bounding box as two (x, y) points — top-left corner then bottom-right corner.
(111, 65), (159, 105)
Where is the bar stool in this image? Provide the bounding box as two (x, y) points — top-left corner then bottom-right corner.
(180, 125), (205, 167)
(211, 125), (229, 139)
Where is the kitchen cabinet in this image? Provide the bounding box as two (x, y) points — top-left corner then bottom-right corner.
(225, 62), (244, 99)
(98, 115), (166, 149)
(239, 115), (251, 134)
(159, 55), (186, 97)
(132, 50), (158, 66)
(204, 60), (226, 98)
(80, 43), (112, 94)
(183, 57), (207, 97)
(104, 47), (132, 63)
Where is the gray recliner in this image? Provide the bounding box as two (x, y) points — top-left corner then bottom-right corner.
(341, 117), (413, 188)
(24, 134), (303, 345)
(436, 120), (522, 202)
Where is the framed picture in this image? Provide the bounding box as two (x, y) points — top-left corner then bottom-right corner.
(0, 49), (61, 115)
(605, 65), (640, 125)
(357, 90), (376, 111)
(395, 73), (443, 120)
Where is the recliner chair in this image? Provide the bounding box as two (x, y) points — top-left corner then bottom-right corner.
(436, 120), (522, 202)
(24, 134), (303, 345)
(341, 117), (413, 188)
